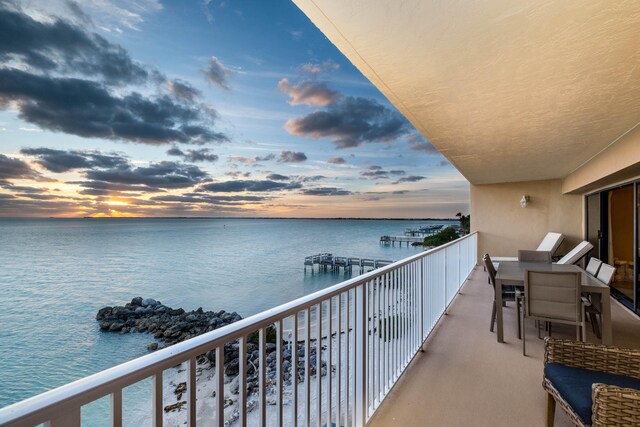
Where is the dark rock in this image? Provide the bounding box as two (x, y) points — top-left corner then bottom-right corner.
(147, 343), (158, 351)
(131, 297), (143, 306)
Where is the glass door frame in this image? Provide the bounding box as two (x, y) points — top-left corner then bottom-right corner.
(584, 180), (639, 315)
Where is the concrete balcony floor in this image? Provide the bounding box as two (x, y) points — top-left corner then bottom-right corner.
(368, 266), (640, 427)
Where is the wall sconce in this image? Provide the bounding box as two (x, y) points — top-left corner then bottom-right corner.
(520, 195), (530, 208)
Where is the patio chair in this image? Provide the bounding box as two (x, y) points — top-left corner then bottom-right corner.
(483, 254), (521, 336)
(543, 338), (640, 427)
(585, 258), (602, 276)
(491, 232), (565, 265)
(520, 270), (584, 356)
(518, 249), (552, 263)
(582, 263), (616, 340)
(555, 241), (594, 265)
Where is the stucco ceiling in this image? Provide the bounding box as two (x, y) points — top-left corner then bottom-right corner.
(293, 0), (640, 184)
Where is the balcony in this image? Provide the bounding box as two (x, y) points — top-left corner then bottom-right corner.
(368, 266), (640, 427)
(1, 231), (638, 426)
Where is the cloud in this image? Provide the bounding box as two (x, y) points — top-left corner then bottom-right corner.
(86, 161), (209, 189)
(410, 142), (439, 154)
(392, 176), (425, 184)
(302, 187), (352, 196)
(20, 148), (128, 173)
(166, 147), (218, 163)
(285, 96), (412, 148)
(73, 180), (167, 196)
(266, 173), (289, 181)
(0, 69), (227, 145)
(167, 80), (201, 101)
(0, 6), (148, 84)
(203, 56), (232, 89)
(151, 194), (269, 205)
(227, 153), (275, 165)
(197, 180), (302, 193)
(278, 150), (307, 163)
(298, 175), (326, 182)
(278, 78), (338, 107)
(299, 60), (340, 75)
(0, 154), (45, 182)
(327, 156), (346, 165)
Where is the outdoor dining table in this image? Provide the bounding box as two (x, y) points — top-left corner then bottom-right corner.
(494, 261), (612, 345)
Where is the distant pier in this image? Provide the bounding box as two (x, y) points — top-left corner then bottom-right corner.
(304, 253), (393, 272)
(379, 236), (424, 246)
(403, 224), (444, 237)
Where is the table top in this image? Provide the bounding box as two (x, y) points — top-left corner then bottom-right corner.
(496, 261), (607, 289)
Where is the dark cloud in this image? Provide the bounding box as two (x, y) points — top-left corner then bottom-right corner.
(225, 171), (251, 178)
(389, 170), (406, 175)
(410, 142), (439, 154)
(278, 78), (338, 107)
(0, 69), (227, 145)
(151, 194), (269, 205)
(266, 173), (289, 181)
(166, 147), (218, 163)
(302, 187), (352, 196)
(86, 161), (209, 189)
(20, 148), (128, 173)
(0, 7), (147, 84)
(198, 180), (302, 193)
(298, 175), (326, 182)
(285, 96), (412, 148)
(327, 156), (346, 165)
(72, 180), (167, 195)
(393, 176), (425, 184)
(0, 183), (48, 193)
(278, 150), (307, 163)
(203, 56), (231, 89)
(0, 153), (44, 182)
(167, 80), (201, 101)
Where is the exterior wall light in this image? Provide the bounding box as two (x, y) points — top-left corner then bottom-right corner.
(520, 195), (530, 208)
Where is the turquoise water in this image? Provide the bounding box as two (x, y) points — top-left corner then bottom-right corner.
(0, 218), (455, 408)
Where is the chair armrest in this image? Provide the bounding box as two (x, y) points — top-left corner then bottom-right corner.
(544, 338), (640, 378)
(592, 383), (640, 427)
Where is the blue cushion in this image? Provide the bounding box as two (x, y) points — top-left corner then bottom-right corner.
(545, 363), (640, 424)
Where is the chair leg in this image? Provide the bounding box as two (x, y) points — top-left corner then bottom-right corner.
(546, 393), (556, 427)
(516, 297), (521, 339)
(522, 312), (526, 356)
(490, 301), (496, 332)
(591, 313), (601, 339)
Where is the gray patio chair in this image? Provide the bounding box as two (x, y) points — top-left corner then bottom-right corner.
(582, 258), (604, 339)
(585, 258), (602, 276)
(518, 249), (552, 263)
(520, 270), (585, 356)
(483, 254), (521, 336)
(555, 241), (593, 265)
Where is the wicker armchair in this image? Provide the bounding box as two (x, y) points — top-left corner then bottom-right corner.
(543, 338), (640, 426)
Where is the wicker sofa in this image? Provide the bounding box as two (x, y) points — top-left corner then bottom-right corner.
(543, 338), (640, 426)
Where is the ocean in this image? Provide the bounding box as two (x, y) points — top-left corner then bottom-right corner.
(0, 218), (455, 411)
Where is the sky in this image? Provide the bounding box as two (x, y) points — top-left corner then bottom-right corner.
(0, 0), (469, 218)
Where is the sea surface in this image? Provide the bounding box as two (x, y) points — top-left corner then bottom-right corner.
(0, 218), (456, 412)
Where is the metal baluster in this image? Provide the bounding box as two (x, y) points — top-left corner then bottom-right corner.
(259, 328), (267, 427)
(239, 336), (247, 427)
(316, 304), (322, 427)
(153, 372), (163, 427)
(188, 357), (197, 427)
(327, 295), (333, 425)
(215, 346), (224, 427)
(111, 389), (122, 427)
(276, 320), (284, 427)
(336, 293), (342, 426)
(292, 314), (298, 427)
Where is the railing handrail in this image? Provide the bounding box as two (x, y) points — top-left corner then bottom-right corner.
(0, 231), (477, 425)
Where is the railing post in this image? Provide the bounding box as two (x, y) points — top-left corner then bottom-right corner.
(443, 248), (448, 315)
(354, 283), (367, 426)
(45, 407), (81, 427)
(419, 257), (425, 351)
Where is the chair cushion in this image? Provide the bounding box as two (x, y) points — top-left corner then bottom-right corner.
(545, 363), (640, 424)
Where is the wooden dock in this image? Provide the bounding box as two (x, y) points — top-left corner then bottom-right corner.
(404, 224), (444, 236)
(379, 235), (424, 246)
(304, 253), (393, 272)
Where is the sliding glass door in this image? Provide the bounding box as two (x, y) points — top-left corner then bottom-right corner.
(586, 181), (639, 314)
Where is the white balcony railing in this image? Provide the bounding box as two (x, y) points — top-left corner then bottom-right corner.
(0, 232), (477, 427)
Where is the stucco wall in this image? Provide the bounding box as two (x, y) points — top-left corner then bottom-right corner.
(471, 179), (583, 261)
